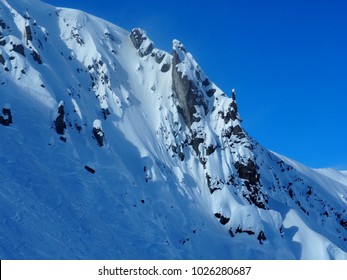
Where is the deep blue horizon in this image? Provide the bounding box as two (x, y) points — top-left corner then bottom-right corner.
(43, 0), (347, 170)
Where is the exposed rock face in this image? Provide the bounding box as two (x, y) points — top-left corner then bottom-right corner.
(229, 226), (255, 237)
(229, 226), (267, 245)
(93, 119), (104, 147)
(220, 90), (240, 124)
(31, 50), (42, 64)
(170, 40), (269, 218)
(54, 101), (66, 135)
(129, 28), (154, 57)
(215, 213), (230, 225)
(25, 24), (33, 44)
(235, 159), (268, 209)
(12, 44), (25, 56)
(171, 40), (208, 129)
(257, 231), (267, 244)
(151, 49), (165, 64)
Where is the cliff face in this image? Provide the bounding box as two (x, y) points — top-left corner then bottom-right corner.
(0, 0), (346, 260)
(170, 38), (268, 211)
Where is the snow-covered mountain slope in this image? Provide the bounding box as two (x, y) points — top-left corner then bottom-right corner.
(0, 0), (346, 259)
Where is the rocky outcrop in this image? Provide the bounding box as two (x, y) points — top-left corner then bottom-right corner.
(229, 227), (267, 245)
(235, 159), (268, 209)
(171, 40), (208, 129)
(12, 44), (25, 56)
(129, 28), (154, 57)
(151, 49), (165, 64)
(0, 19), (6, 29)
(215, 213), (230, 225)
(170, 40), (269, 213)
(0, 107), (12, 126)
(219, 90), (240, 124)
(31, 50), (42, 64)
(161, 63), (170, 73)
(101, 108), (110, 120)
(93, 119), (104, 147)
(54, 101), (66, 135)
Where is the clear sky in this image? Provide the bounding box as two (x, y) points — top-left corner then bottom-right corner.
(43, 0), (347, 170)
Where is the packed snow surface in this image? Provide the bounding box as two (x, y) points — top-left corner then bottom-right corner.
(0, 0), (346, 259)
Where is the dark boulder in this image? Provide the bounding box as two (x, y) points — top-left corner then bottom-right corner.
(93, 120), (104, 147)
(257, 231), (267, 244)
(93, 127), (104, 147)
(230, 226), (255, 237)
(206, 144), (217, 156)
(0, 107), (12, 126)
(202, 78), (210, 87)
(0, 20), (6, 29)
(12, 44), (25, 56)
(214, 213), (230, 225)
(25, 24), (33, 43)
(206, 88), (216, 97)
(54, 102), (66, 135)
(32, 50), (42, 64)
(161, 63), (171, 73)
(84, 165), (95, 174)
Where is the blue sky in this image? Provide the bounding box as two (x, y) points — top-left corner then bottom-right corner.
(43, 0), (347, 169)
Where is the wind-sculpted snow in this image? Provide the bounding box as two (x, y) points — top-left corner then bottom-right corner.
(0, 0), (346, 259)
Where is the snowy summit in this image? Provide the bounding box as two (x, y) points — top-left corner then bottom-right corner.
(0, 0), (346, 259)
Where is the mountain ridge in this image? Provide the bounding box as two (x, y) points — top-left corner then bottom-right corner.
(0, 0), (346, 259)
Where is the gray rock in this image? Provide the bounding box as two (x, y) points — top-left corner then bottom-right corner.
(171, 43), (208, 128)
(160, 63), (170, 73)
(151, 49), (165, 64)
(129, 28), (154, 57)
